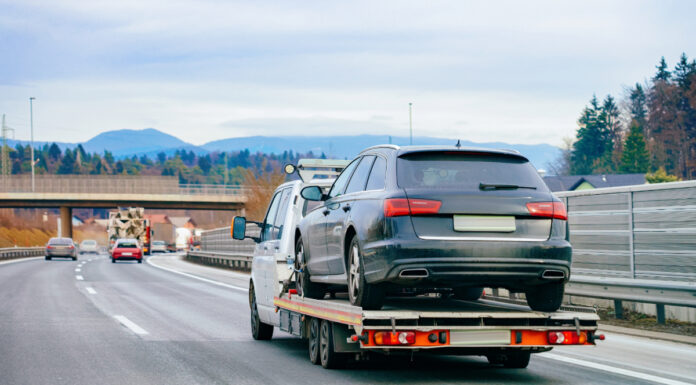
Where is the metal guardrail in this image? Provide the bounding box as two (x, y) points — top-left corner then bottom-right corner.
(186, 250), (253, 271)
(0, 247), (44, 261)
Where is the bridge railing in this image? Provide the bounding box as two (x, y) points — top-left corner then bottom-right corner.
(0, 175), (247, 196)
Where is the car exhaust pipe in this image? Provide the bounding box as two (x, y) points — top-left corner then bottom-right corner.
(399, 269), (429, 278)
(542, 270), (565, 279)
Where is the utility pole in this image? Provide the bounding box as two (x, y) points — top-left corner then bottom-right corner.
(29, 97), (36, 192)
(1, 114), (15, 189)
(409, 102), (413, 145)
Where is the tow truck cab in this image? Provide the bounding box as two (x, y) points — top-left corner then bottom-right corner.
(234, 159), (350, 327)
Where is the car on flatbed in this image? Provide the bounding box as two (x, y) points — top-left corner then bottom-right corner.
(45, 237), (77, 261)
(295, 145), (570, 312)
(232, 157), (601, 370)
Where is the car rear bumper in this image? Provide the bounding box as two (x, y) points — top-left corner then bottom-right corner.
(362, 238), (571, 289)
(113, 256), (142, 260)
(46, 250), (76, 257)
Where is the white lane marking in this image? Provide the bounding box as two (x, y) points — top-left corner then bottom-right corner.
(539, 353), (693, 385)
(0, 257), (42, 265)
(146, 257), (247, 292)
(88, 259), (93, 261)
(86, 287), (97, 295)
(75, 268), (81, 272)
(76, 275), (84, 280)
(114, 315), (149, 335)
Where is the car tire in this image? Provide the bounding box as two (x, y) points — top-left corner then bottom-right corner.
(319, 319), (346, 369)
(45, 256), (50, 261)
(452, 287), (484, 301)
(72, 257), (77, 261)
(308, 317), (321, 365)
(525, 282), (565, 312)
(137, 259), (142, 264)
(294, 236), (325, 299)
(347, 236), (384, 310)
(503, 350), (531, 369)
(249, 282), (274, 340)
(111, 258), (116, 263)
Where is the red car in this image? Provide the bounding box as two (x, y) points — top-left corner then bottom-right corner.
(111, 238), (143, 264)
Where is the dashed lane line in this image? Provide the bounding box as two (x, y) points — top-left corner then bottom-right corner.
(76, 275), (84, 281)
(86, 287), (97, 295)
(539, 353), (693, 385)
(114, 315), (149, 335)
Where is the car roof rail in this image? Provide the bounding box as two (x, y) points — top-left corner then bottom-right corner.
(297, 159), (351, 182)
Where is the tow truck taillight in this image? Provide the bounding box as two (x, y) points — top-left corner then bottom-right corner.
(373, 331), (416, 345)
(526, 201), (567, 220)
(384, 199), (441, 217)
(548, 331), (588, 345)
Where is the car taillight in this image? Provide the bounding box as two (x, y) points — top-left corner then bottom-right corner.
(526, 201), (567, 220)
(384, 198), (441, 217)
(373, 331), (416, 345)
(548, 331), (588, 345)
(46, 245), (53, 249)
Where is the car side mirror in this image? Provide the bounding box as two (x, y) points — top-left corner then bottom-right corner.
(301, 186), (325, 201)
(231, 216), (247, 240)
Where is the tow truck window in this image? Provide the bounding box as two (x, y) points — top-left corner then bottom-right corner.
(271, 188), (292, 240)
(261, 191), (282, 242)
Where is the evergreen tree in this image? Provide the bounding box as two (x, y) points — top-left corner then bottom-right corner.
(57, 149), (76, 174)
(48, 143), (61, 160)
(654, 57), (671, 81)
(629, 83), (647, 126)
(570, 95), (612, 174)
(620, 121), (650, 173)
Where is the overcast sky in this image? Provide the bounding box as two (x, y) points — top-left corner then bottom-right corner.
(1, 0), (695, 146)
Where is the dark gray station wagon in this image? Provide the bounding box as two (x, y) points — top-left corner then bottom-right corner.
(294, 145), (570, 311)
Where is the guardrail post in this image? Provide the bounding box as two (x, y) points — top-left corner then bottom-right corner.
(656, 304), (666, 324)
(614, 300), (623, 319)
(628, 191), (635, 278)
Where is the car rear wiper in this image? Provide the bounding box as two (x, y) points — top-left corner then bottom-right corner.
(479, 183), (537, 191)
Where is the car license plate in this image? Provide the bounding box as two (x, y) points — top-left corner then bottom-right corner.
(453, 215), (516, 232)
(122, 252), (132, 256)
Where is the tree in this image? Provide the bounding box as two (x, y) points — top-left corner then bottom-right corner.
(546, 137), (573, 176)
(654, 56), (671, 81)
(629, 83), (647, 126)
(570, 95), (612, 174)
(48, 143), (61, 160)
(157, 152), (166, 165)
(57, 149), (76, 174)
(620, 121), (649, 173)
(600, 95), (623, 171)
(645, 167), (680, 183)
(198, 154), (212, 174)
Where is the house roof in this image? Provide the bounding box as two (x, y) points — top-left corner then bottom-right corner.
(543, 173), (647, 192)
(144, 214), (172, 224)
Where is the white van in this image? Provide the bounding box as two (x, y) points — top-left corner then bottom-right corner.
(231, 159), (350, 339)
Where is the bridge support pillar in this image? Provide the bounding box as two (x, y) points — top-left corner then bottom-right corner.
(60, 206), (73, 239)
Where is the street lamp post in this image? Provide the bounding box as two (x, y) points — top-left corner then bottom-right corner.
(29, 97), (35, 192)
(409, 102), (413, 145)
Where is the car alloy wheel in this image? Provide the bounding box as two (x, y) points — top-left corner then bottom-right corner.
(348, 244), (360, 304)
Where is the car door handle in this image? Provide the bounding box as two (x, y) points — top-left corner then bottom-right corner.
(342, 204), (351, 212)
(322, 209), (330, 216)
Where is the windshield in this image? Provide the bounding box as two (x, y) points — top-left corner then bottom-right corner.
(397, 152), (548, 191)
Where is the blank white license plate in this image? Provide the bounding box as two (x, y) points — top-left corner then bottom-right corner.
(453, 215), (516, 232)
(122, 252), (132, 256)
(449, 329), (511, 346)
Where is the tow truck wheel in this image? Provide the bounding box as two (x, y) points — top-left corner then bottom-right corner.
(249, 283), (274, 340)
(347, 236), (384, 310)
(525, 282), (564, 312)
(295, 237), (325, 299)
(308, 318), (321, 365)
(319, 320), (346, 369)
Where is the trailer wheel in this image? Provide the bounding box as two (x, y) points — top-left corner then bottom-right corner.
(250, 283), (274, 340)
(308, 318), (321, 365)
(525, 282), (564, 312)
(319, 320), (346, 369)
(295, 236), (325, 299)
(347, 236), (384, 310)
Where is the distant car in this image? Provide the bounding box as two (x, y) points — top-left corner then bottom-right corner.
(111, 238), (143, 264)
(79, 240), (99, 254)
(45, 237), (77, 261)
(151, 240), (167, 253)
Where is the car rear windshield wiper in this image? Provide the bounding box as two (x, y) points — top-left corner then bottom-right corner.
(479, 183), (537, 191)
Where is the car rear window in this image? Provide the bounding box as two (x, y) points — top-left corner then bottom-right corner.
(397, 152), (548, 191)
(117, 242), (138, 248)
(153, 241), (165, 245)
(82, 240), (96, 245)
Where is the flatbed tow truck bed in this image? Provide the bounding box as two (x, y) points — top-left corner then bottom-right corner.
(273, 293), (602, 368)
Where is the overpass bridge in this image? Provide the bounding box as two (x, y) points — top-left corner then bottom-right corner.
(0, 175), (247, 238)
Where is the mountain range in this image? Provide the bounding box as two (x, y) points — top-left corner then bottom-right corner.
(7, 128), (561, 170)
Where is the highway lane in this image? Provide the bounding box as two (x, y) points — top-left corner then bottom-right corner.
(0, 254), (694, 385)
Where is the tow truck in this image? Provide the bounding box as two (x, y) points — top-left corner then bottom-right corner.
(232, 159), (603, 370)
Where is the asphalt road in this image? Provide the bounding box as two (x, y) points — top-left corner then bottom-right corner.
(1, 253), (694, 385)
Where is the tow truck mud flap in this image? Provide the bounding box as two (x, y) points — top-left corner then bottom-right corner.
(279, 309), (303, 337)
(332, 323), (361, 353)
